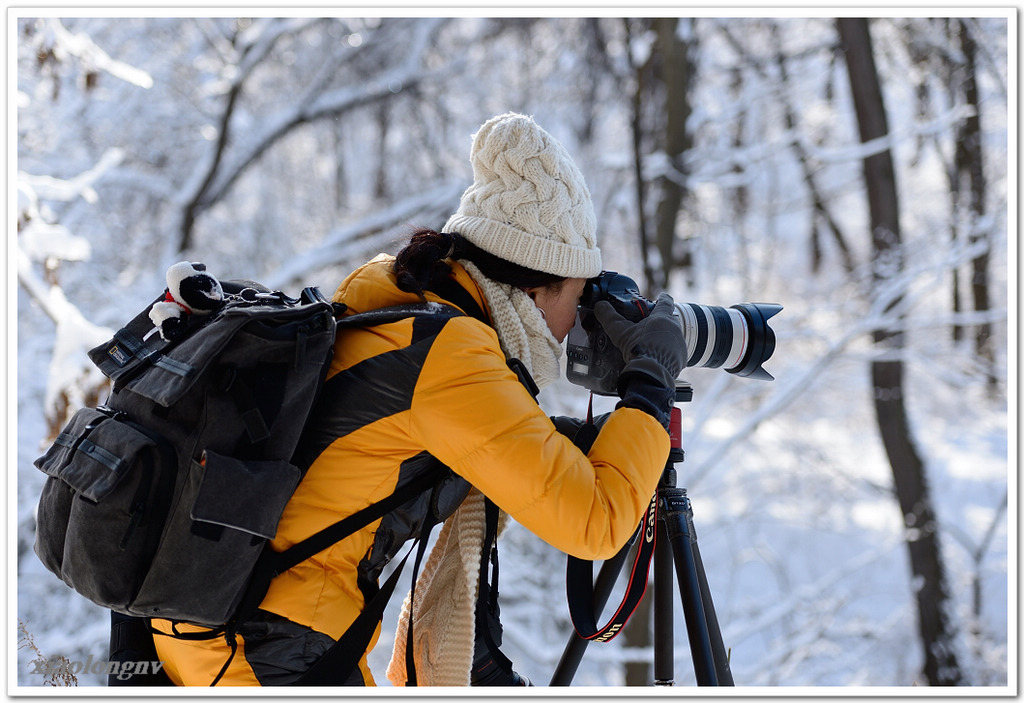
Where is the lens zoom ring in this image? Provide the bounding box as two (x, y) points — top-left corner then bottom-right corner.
(687, 304), (708, 367)
(706, 306), (733, 368)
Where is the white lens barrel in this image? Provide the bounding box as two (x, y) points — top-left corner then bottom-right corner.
(720, 307), (748, 371)
(674, 303), (749, 370)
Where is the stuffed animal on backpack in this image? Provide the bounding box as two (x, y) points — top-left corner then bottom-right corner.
(148, 261), (225, 341)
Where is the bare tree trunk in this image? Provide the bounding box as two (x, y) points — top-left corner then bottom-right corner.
(333, 117), (347, 212)
(577, 19), (612, 143)
(951, 242), (964, 341)
(375, 103), (390, 201)
(620, 22), (696, 683)
(953, 19), (995, 388)
(651, 17), (695, 292)
(180, 69), (243, 252)
(623, 19), (655, 293)
(837, 17), (964, 686)
(622, 21), (654, 669)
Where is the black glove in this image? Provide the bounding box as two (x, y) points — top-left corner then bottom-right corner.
(594, 293), (686, 428)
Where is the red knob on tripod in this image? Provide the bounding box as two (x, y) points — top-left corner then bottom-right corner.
(669, 406), (683, 450)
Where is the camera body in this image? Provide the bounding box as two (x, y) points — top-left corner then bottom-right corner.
(566, 272), (647, 395)
(566, 271), (781, 396)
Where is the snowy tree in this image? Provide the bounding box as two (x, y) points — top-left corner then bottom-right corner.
(837, 16), (962, 685)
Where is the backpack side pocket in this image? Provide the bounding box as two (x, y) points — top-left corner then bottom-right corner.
(130, 450), (300, 626)
(33, 407), (176, 614)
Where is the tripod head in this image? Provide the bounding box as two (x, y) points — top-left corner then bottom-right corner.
(665, 381), (692, 485)
(670, 380), (692, 442)
(674, 380), (694, 404)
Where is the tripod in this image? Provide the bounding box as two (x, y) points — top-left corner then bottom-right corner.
(549, 382), (734, 686)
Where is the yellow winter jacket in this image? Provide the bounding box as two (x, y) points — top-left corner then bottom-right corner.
(153, 255), (669, 685)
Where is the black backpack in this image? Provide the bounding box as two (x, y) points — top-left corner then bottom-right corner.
(32, 268), (470, 684)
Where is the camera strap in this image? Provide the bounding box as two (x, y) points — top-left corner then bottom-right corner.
(565, 491), (658, 643)
(474, 497), (515, 677)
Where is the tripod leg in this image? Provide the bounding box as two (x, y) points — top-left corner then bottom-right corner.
(549, 540), (633, 685)
(661, 488), (720, 685)
(691, 540), (734, 685)
(653, 521), (675, 685)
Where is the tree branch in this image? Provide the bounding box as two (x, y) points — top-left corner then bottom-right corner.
(265, 180), (465, 290)
(178, 18), (316, 251)
(178, 18), (452, 252)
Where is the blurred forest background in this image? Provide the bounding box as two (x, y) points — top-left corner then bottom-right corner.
(14, 15), (1013, 689)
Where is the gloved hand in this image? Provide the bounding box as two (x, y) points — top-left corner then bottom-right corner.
(594, 293), (686, 427)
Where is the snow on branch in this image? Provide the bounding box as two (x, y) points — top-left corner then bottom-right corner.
(40, 19), (153, 89)
(726, 533), (904, 646)
(808, 103), (978, 166)
(687, 235), (996, 488)
(19, 148), (124, 206)
(265, 180), (466, 290)
(17, 250), (112, 438)
(17, 151), (125, 435)
(18, 148), (124, 268)
(197, 18), (454, 211)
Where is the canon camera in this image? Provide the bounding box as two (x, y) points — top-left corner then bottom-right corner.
(566, 271), (781, 396)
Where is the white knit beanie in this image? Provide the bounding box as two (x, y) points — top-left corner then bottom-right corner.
(444, 113), (602, 279)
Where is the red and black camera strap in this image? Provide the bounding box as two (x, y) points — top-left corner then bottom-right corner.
(565, 493), (658, 642)
(564, 396), (659, 643)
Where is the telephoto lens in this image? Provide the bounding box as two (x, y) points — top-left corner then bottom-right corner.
(674, 301), (782, 380)
(566, 271), (781, 395)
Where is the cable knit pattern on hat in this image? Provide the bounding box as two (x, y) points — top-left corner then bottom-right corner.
(444, 113), (602, 279)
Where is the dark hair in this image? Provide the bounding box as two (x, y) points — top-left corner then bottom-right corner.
(393, 227), (565, 297)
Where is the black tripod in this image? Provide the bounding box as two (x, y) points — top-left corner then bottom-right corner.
(550, 382), (734, 686)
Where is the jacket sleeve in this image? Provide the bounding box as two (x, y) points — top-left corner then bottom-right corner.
(408, 317), (670, 560)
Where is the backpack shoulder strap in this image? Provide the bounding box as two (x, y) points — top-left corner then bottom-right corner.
(425, 276), (489, 326)
(234, 293), (522, 685)
(228, 303), (465, 626)
(335, 301), (465, 329)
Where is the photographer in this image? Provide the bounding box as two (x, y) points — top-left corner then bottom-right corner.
(152, 112), (684, 686)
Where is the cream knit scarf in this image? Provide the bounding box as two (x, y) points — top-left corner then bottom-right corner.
(459, 259), (564, 393)
(386, 263), (562, 686)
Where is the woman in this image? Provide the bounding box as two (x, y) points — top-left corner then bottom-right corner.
(152, 112), (684, 686)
